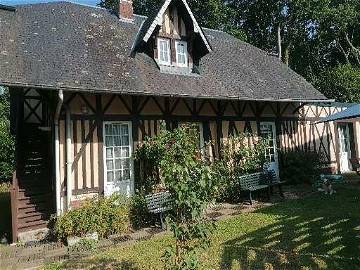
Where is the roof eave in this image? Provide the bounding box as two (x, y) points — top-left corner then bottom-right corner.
(0, 80), (331, 103)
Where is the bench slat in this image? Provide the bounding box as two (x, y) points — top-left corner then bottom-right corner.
(145, 191), (171, 214)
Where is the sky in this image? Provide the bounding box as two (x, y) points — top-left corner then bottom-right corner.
(1, 0), (99, 6)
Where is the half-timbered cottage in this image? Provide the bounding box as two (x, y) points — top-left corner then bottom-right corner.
(0, 0), (358, 242)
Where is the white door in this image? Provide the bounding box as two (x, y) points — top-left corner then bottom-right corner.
(338, 124), (351, 173)
(260, 122), (279, 177)
(103, 122), (134, 197)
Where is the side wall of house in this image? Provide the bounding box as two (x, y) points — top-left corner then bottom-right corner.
(58, 93), (349, 207)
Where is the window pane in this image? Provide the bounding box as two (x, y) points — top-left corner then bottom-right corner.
(159, 39), (170, 63)
(123, 169), (130, 180)
(122, 159), (130, 170)
(105, 124), (112, 135)
(114, 147), (121, 158)
(178, 55), (185, 64)
(106, 160), (114, 170)
(122, 135), (129, 146)
(115, 170), (121, 181)
(107, 171), (114, 182)
(114, 136), (122, 146)
(106, 148), (113, 158)
(113, 125), (121, 135)
(121, 124), (128, 135)
(115, 159), (121, 170)
(177, 43), (184, 53)
(122, 147), (130, 157)
(105, 136), (113, 146)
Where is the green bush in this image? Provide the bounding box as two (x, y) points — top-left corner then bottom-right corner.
(54, 194), (130, 241)
(68, 238), (97, 254)
(279, 150), (324, 185)
(129, 193), (152, 230)
(0, 88), (14, 182)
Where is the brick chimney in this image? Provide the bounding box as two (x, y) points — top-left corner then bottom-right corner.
(119, 0), (134, 22)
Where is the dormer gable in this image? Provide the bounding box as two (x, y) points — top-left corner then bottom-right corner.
(132, 0), (211, 75)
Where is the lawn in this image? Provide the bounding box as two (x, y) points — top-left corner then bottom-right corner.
(48, 184), (360, 270)
(0, 182), (11, 244)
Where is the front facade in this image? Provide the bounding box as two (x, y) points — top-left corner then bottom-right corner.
(0, 0), (358, 242)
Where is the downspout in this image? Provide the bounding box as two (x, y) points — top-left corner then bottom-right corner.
(65, 105), (72, 210)
(54, 90), (63, 216)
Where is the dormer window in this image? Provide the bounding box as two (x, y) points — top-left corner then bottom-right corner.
(158, 38), (171, 66)
(175, 40), (188, 67)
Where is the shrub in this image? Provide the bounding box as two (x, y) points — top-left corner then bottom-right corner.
(0, 88), (14, 183)
(159, 126), (216, 269)
(213, 134), (268, 202)
(129, 193), (152, 230)
(279, 150), (324, 185)
(54, 194), (130, 241)
(134, 125), (167, 193)
(135, 125), (216, 269)
(68, 238), (97, 254)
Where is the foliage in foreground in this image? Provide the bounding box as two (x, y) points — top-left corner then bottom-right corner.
(279, 150), (324, 185)
(54, 194), (130, 241)
(0, 182), (11, 242)
(213, 134), (268, 202)
(136, 125), (217, 269)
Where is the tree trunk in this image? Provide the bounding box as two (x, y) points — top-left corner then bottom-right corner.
(344, 32), (360, 65)
(277, 24), (282, 61)
(336, 41), (350, 64)
(284, 44), (291, 66)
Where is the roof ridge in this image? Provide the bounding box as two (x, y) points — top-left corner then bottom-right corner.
(14, 1), (104, 10)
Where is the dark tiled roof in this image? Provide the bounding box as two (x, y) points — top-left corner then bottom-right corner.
(0, 2), (328, 101)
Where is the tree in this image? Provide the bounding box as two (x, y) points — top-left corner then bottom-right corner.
(98, 0), (246, 40)
(315, 65), (360, 103)
(134, 125), (216, 269)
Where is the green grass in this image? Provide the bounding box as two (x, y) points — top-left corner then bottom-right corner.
(0, 182), (11, 243)
(49, 185), (360, 269)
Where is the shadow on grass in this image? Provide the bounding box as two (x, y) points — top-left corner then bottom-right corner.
(0, 183), (11, 243)
(60, 257), (139, 270)
(221, 186), (360, 269)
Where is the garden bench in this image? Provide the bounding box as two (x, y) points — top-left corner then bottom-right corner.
(145, 191), (172, 229)
(314, 174), (345, 188)
(238, 172), (270, 205)
(266, 169), (285, 197)
(350, 158), (360, 175)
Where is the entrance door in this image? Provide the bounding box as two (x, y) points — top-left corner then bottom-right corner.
(260, 122), (279, 177)
(338, 124), (351, 173)
(104, 122), (134, 197)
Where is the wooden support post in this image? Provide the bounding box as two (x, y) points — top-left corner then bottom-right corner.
(10, 171), (18, 243)
(132, 96), (140, 190)
(96, 95), (104, 195)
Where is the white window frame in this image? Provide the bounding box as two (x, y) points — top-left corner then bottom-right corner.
(103, 121), (134, 197)
(157, 38), (171, 66)
(175, 40), (188, 67)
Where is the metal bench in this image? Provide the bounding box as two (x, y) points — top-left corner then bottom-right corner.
(238, 172), (270, 205)
(314, 174), (344, 188)
(145, 191), (172, 229)
(350, 158), (360, 175)
(266, 169), (285, 197)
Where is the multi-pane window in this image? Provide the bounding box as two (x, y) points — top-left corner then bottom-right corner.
(158, 38), (171, 65)
(259, 123), (276, 162)
(175, 40), (188, 67)
(105, 123), (131, 183)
